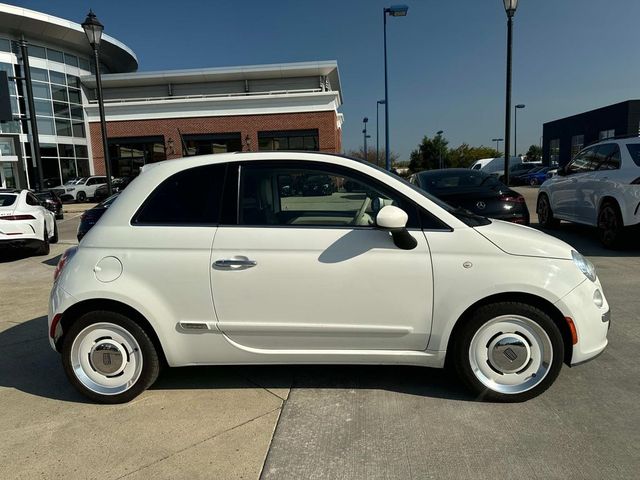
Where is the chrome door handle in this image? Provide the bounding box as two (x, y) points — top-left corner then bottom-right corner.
(213, 257), (257, 269)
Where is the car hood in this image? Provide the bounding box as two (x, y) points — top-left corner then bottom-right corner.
(474, 219), (573, 259)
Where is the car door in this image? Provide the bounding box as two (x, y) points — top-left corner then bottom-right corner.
(211, 160), (434, 351)
(551, 147), (597, 220)
(577, 143), (621, 225)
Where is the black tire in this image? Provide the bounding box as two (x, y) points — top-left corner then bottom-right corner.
(529, 177), (537, 186)
(598, 201), (624, 249)
(50, 220), (59, 244)
(61, 310), (160, 404)
(34, 221), (50, 255)
(76, 191), (86, 202)
(451, 302), (564, 402)
(537, 193), (560, 229)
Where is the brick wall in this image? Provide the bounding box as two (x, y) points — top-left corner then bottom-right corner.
(89, 111), (341, 175)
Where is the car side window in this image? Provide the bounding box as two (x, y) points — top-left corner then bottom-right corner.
(132, 163), (227, 225)
(26, 193), (40, 206)
(566, 147), (598, 174)
(595, 144), (621, 170)
(239, 162), (420, 228)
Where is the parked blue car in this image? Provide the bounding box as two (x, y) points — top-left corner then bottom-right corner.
(522, 167), (550, 186)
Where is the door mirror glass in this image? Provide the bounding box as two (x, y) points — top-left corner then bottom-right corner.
(376, 205), (408, 230)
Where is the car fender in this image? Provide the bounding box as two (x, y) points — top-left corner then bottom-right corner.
(596, 189), (631, 225)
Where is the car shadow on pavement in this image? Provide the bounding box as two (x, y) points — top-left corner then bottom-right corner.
(0, 316), (93, 403)
(1, 317), (477, 403)
(531, 222), (640, 257)
(153, 364), (476, 402)
(0, 250), (36, 264)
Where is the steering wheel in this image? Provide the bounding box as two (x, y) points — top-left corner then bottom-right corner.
(352, 197), (372, 226)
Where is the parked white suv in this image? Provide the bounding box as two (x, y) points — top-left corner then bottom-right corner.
(49, 152), (609, 403)
(63, 176), (107, 202)
(537, 137), (640, 247)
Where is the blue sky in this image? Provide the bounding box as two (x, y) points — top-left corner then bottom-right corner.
(10, 0), (640, 160)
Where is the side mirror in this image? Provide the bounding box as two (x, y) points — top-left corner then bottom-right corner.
(376, 205), (417, 250)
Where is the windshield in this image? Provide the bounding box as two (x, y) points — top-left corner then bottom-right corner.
(355, 159), (491, 227)
(65, 178), (84, 185)
(0, 193), (17, 207)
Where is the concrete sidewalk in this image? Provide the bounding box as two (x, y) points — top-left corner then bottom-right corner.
(0, 244), (289, 480)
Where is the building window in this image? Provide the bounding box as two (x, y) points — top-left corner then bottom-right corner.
(571, 135), (584, 158)
(599, 129), (615, 140)
(108, 137), (167, 178)
(258, 129), (319, 151)
(183, 133), (242, 156)
(549, 139), (560, 166)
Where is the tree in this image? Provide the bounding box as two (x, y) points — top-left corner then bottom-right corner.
(448, 144), (501, 168)
(525, 144), (542, 162)
(408, 135), (449, 172)
(346, 147), (400, 167)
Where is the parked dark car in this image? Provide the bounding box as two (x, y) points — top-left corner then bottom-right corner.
(410, 168), (530, 225)
(77, 193), (119, 241)
(301, 175), (333, 196)
(35, 190), (63, 219)
(510, 166), (546, 185)
(94, 177), (133, 202)
(498, 162), (540, 184)
(521, 167), (551, 186)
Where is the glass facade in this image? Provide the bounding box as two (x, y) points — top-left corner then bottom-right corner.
(258, 129), (319, 151)
(107, 137), (167, 178)
(183, 133), (242, 156)
(571, 134), (584, 158)
(0, 38), (91, 189)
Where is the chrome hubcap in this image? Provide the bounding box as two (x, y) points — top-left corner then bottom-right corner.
(469, 315), (553, 394)
(70, 322), (143, 395)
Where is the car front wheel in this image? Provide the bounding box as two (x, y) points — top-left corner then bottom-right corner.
(62, 311), (160, 404)
(452, 302), (564, 402)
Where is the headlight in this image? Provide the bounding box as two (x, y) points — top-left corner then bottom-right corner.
(572, 250), (596, 282)
(66, 188), (74, 192)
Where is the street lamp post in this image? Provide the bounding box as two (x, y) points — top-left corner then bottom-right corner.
(82, 10), (113, 196)
(492, 138), (504, 153)
(376, 99), (385, 167)
(383, 4), (408, 171)
(502, 0), (519, 186)
(362, 117), (371, 160)
(436, 130), (444, 169)
(514, 104), (525, 158)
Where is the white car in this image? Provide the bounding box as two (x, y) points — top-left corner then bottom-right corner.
(62, 176), (107, 202)
(0, 189), (58, 255)
(48, 152), (610, 404)
(537, 137), (640, 248)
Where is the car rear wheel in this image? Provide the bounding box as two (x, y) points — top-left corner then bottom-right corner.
(452, 302), (564, 402)
(62, 311), (160, 404)
(598, 202), (624, 249)
(537, 193), (560, 229)
(529, 177), (537, 186)
(34, 221), (50, 255)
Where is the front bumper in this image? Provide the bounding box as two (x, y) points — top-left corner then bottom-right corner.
(554, 277), (610, 365)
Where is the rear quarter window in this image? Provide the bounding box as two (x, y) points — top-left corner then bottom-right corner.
(626, 144), (640, 167)
(132, 163), (227, 225)
(0, 194), (17, 206)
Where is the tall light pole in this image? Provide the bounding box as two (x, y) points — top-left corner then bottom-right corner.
(502, 0), (519, 186)
(362, 117), (371, 160)
(492, 138), (504, 153)
(514, 103), (525, 158)
(436, 130), (444, 169)
(82, 10), (113, 196)
(383, 4), (409, 171)
(376, 99), (385, 167)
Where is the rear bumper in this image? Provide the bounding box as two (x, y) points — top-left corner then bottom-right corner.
(554, 278), (609, 365)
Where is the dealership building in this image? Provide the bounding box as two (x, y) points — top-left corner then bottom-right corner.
(542, 100), (640, 166)
(0, 3), (343, 189)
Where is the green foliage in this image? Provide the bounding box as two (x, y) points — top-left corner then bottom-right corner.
(346, 147), (400, 167)
(525, 144), (543, 162)
(408, 134), (500, 172)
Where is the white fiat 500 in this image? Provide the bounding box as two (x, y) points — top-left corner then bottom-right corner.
(49, 152), (610, 403)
